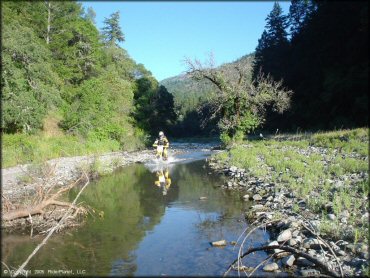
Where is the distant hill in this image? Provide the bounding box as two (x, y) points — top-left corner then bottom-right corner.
(160, 53), (255, 117)
(160, 53), (254, 137)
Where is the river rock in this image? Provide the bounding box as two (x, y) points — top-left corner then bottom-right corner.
(229, 166), (238, 173)
(211, 240), (227, 247)
(361, 212), (369, 221)
(242, 194), (250, 200)
(340, 210), (350, 218)
(337, 250), (347, 256)
(309, 220), (321, 231)
(300, 269), (320, 277)
(292, 230), (300, 237)
(296, 257), (315, 267)
(303, 238), (324, 249)
(251, 204), (264, 210)
(327, 214), (336, 221)
(268, 241), (283, 253)
(253, 194), (262, 201)
(288, 238), (297, 246)
(263, 263), (278, 272)
(275, 252), (291, 259)
(282, 255), (295, 267)
(238, 181), (246, 186)
(277, 229), (292, 242)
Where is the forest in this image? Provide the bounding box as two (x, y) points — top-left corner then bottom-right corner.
(163, 0), (368, 138)
(2, 1), (176, 164)
(2, 0), (368, 164)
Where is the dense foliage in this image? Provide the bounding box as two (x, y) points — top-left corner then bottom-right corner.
(253, 0), (368, 131)
(185, 56), (292, 144)
(2, 1), (176, 150)
(163, 1), (368, 138)
(161, 54), (255, 137)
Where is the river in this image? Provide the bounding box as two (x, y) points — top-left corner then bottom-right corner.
(2, 144), (276, 276)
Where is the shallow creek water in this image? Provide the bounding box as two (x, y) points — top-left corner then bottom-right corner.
(2, 146), (281, 276)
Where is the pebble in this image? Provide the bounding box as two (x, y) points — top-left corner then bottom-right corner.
(337, 250), (347, 256)
(327, 214), (336, 221)
(288, 239), (297, 246)
(277, 229), (292, 242)
(242, 194), (250, 200)
(229, 166), (238, 172)
(282, 255), (295, 267)
(292, 230), (300, 237)
(211, 240), (227, 247)
(340, 210), (350, 218)
(251, 204), (264, 210)
(296, 257), (315, 267)
(303, 238), (324, 249)
(263, 262), (278, 272)
(268, 241), (283, 253)
(253, 194), (262, 201)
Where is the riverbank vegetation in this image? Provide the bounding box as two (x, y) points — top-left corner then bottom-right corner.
(161, 1), (368, 142)
(214, 128), (368, 243)
(2, 1), (176, 168)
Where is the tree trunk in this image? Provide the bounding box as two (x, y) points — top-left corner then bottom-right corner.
(46, 1), (51, 44)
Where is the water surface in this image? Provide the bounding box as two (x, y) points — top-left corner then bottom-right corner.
(2, 150), (274, 276)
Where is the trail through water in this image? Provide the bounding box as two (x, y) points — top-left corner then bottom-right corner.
(2, 144), (282, 276)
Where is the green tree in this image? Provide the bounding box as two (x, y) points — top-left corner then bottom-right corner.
(149, 85), (177, 134)
(133, 78), (177, 136)
(253, 2), (289, 81)
(185, 56), (292, 144)
(102, 11), (125, 46)
(60, 70), (134, 143)
(2, 22), (62, 133)
(288, 0), (316, 38)
(84, 6), (96, 25)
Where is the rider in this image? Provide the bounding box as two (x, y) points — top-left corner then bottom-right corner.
(153, 131), (169, 160)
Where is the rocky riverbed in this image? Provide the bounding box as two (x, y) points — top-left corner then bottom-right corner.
(208, 144), (369, 277)
(2, 148), (189, 201)
(1, 148), (187, 233)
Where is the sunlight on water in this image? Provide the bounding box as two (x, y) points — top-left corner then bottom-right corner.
(2, 145), (277, 277)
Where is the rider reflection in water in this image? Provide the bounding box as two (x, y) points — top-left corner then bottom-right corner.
(154, 168), (171, 195)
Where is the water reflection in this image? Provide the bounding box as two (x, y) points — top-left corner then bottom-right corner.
(2, 157), (271, 276)
(154, 168), (172, 195)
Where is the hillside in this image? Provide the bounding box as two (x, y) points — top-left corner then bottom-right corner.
(160, 53), (254, 106)
(160, 53), (254, 136)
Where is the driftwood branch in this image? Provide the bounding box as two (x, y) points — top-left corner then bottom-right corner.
(226, 245), (340, 278)
(3, 175), (83, 221)
(11, 172), (90, 277)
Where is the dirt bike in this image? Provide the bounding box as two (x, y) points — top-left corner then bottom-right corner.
(155, 145), (168, 161)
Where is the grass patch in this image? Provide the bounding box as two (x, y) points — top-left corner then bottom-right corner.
(2, 132), (142, 168)
(214, 127), (369, 242)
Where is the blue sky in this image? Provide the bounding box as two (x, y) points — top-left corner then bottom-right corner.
(82, 1), (291, 81)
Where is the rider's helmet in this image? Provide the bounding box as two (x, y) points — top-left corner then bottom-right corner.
(159, 131), (164, 137)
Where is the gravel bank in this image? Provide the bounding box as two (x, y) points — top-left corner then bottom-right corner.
(208, 144), (368, 277)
